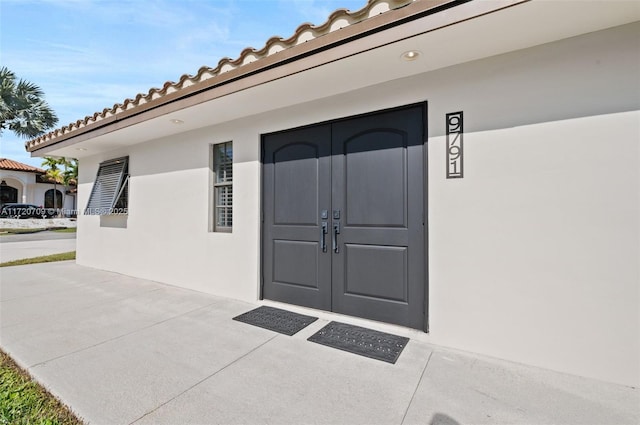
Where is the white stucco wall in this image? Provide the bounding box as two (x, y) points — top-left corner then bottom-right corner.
(76, 23), (639, 386)
(0, 171), (73, 211)
(30, 184), (75, 211)
(0, 171), (34, 203)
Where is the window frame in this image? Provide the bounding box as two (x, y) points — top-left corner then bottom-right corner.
(211, 142), (233, 232)
(44, 189), (64, 209)
(84, 156), (129, 215)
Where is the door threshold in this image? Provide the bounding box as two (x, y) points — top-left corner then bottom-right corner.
(259, 299), (430, 342)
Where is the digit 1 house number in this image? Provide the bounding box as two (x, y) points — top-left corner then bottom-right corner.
(446, 111), (463, 179)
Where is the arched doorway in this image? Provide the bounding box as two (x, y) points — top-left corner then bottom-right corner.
(45, 189), (63, 209)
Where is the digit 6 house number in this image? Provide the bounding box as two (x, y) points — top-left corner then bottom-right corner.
(446, 111), (464, 179)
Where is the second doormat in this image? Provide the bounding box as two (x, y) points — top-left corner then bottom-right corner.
(307, 321), (409, 364)
(232, 306), (318, 336)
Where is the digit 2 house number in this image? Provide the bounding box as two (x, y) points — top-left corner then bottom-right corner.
(446, 111), (463, 179)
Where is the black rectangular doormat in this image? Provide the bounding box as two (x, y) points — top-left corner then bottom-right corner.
(232, 306), (318, 336)
(307, 321), (409, 364)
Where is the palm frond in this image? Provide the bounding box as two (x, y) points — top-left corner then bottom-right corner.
(0, 67), (58, 138)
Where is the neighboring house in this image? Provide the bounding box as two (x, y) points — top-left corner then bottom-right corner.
(25, 0), (639, 387)
(0, 158), (76, 212)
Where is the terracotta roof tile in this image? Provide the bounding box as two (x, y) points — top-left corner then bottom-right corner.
(25, 0), (414, 152)
(0, 158), (45, 173)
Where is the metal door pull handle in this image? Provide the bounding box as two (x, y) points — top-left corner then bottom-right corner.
(333, 221), (340, 253)
(321, 222), (328, 252)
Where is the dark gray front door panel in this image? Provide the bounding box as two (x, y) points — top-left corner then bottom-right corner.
(331, 107), (425, 329)
(263, 124), (332, 310)
(262, 105), (426, 329)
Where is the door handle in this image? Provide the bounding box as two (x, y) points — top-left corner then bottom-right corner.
(332, 221), (340, 253)
(321, 222), (328, 252)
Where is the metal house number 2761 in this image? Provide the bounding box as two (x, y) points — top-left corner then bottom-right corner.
(446, 111), (463, 179)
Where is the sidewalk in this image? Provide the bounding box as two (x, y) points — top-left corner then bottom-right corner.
(1, 262), (637, 425)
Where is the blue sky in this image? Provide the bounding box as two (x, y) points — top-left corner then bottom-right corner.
(0, 0), (367, 167)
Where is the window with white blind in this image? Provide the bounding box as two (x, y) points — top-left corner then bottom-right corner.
(212, 142), (232, 232)
(84, 157), (129, 215)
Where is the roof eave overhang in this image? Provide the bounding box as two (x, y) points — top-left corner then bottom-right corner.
(27, 0), (529, 155)
(0, 168), (44, 174)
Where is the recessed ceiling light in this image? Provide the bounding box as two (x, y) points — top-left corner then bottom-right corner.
(170, 119), (184, 125)
(76, 147), (87, 151)
(401, 50), (421, 61)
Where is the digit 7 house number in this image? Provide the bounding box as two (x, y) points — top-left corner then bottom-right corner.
(446, 111), (463, 179)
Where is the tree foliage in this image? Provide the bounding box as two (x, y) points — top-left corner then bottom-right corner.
(42, 157), (78, 213)
(41, 156), (61, 173)
(0, 66), (58, 139)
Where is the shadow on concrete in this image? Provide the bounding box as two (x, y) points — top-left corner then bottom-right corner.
(430, 413), (461, 425)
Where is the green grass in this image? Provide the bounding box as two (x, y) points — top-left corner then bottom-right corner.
(0, 229), (46, 235)
(0, 227), (76, 236)
(0, 349), (83, 424)
(51, 228), (76, 233)
(0, 252), (76, 268)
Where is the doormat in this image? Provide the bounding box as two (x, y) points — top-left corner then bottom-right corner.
(307, 321), (409, 364)
(232, 306), (318, 336)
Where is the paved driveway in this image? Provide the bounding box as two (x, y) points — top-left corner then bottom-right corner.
(0, 231), (76, 262)
(0, 262), (637, 425)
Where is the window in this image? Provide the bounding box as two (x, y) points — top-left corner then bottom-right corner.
(0, 183), (18, 205)
(44, 189), (63, 209)
(212, 142), (232, 232)
(85, 157), (129, 215)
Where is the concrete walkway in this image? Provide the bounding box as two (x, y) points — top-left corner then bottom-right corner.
(0, 262), (637, 425)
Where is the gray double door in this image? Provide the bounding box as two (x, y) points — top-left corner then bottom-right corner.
(262, 105), (426, 329)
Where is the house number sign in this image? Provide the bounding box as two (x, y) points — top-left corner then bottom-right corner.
(446, 111), (463, 179)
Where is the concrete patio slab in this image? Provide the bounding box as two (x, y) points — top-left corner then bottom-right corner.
(1, 263), (162, 328)
(1, 262), (637, 425)
(1, 285), (224, 367)
(29, 300), (274, 424)
(402, 350), (639, 425)
(135, 324), (432, 425)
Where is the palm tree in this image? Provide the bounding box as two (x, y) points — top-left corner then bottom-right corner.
(42, 157), (63, 213)
(61, 158), (78, 214)
(61, 158), (78, 182)
(41, 157), (78, 216)
(0, 67), (58, 139)
(46, 168), (64, 206)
